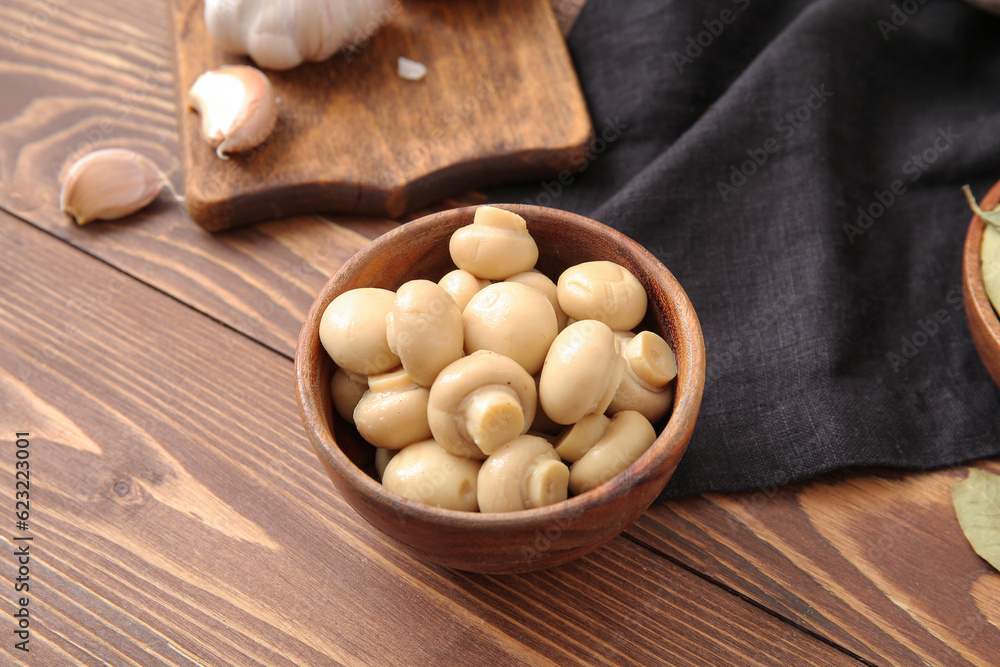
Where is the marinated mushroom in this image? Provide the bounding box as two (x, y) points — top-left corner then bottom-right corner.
(316, 210), (680, 514)
(505, 269), (569, 330)
(381, 439), (481, 512)
(386, 279), (464, 387)
(557, 261), (648, 331)
(553, 413), (611, 463)
(607, 374), (676, 424)
(569, 410), (657, 495)
(354, 368), (431, 450)
(320, 288), (400, 375)
(606, 331), (677, 423)
(427, 350), (537, 459)
(624, 330), (677, 386)
(463, 282), (558, 375)
(538, 319), (626, 425)
(438, 269), (489, 312)
(478, 435), (569, 513)
(331, 367), (368, 425)
(529, 374), (564, 435)
(374, 447), (398, 479)
(449, 206), (538, 280)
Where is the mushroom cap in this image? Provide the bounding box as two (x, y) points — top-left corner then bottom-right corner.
(605, 330), (677, 423)
(374, 447), (399, 479)
(569, 410), (656, 495)
(439, 269), (489, 312)
(427, 350), (538, 460)
(557, 260), (648, 331)
(606, 374), (675, 424)
(389, 279), (465, 387)
(381, 440), (481, 512)
(553, 413), (611, 463)
(319, 287), (399, 375)
(463, 282), (558, 375)
(477, 435), (568, 513)
(448, 207), (538, 280)
(539, 319), (626, 425)
(331, 367), (368, 425)
(506, 269), (569, 331)
(354, 369), (431, 450)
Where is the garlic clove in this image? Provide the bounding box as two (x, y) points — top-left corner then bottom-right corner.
(59, 148), (165, 225)
(246, 3), (306, 71)
(188, 65), (278, 159)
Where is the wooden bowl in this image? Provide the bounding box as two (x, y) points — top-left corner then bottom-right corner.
(295, 204), (706, 573)
(963, 178), (1000, 389)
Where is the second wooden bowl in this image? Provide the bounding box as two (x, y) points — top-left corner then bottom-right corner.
(295, 204), (706, 573)
(963, 179), (1000, 389)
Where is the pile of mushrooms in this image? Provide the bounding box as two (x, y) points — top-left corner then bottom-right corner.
(319, 206), (677, 513)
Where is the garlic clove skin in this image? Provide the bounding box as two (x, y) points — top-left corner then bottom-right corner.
(188, 65), (278, 159)
(397, 56), (427, 81)
(59, 148), (165, 225)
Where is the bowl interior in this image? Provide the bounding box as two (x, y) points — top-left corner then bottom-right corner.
(295, 204), (705, 569)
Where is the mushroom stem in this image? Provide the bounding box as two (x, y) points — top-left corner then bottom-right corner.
(526, 459), (570, 508)
(462, 385), (525, 455)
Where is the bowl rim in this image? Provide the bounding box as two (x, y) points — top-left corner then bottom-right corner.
(963, 179), (1000, 367)
(295, 203), (706, 530)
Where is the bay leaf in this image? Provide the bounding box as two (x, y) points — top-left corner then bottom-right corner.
(951, 468), (1000, 573)
(963, 184), (1000, 228)
(980, 223), (1000, 316)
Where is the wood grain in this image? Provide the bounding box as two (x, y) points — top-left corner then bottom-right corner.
(629, 464), (1000, 666)
(0, 211), (858, 666)
(171, 0), (592, 229)
(0, 0), (567, 358)
(6, 0), (996, 663)
(0, 0), (388, 357)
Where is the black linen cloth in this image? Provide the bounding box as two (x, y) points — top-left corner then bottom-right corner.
(490, 0), (1000, 499)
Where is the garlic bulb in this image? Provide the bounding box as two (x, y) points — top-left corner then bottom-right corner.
(204, 0), (394, 71)
(188, 65), (278, 158)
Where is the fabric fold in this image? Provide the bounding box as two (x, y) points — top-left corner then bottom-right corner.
(491, 0), (1000, 498)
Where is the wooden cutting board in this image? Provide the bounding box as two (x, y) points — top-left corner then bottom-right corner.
(169, 0), (593, 231)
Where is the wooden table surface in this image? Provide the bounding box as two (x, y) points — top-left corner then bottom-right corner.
(2, 1), (999, 665)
